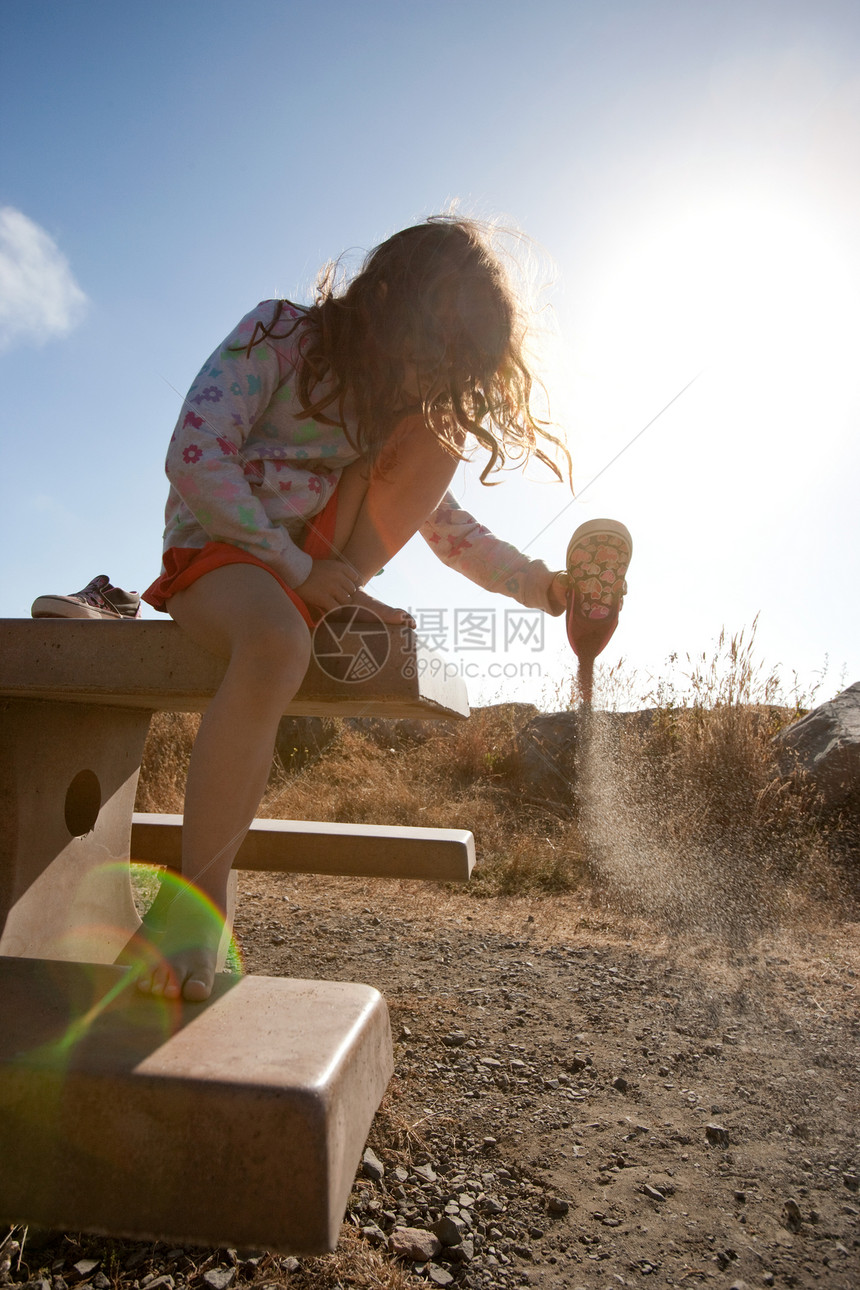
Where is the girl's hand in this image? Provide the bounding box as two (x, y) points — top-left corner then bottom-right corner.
(294, 560), (361, 613)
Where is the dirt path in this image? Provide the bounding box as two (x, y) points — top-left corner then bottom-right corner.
(233, 873), (860, 1290)
(6, 877), (858, 1290)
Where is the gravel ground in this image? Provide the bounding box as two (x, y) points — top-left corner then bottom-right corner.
(4, 874), (858, 1290)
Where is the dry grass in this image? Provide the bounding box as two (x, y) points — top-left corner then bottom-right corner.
(133, 625), (857, 926)
(285, 1226), (418, 1290)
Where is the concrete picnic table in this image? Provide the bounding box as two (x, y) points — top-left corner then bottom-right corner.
(0, 617), (471, 1253)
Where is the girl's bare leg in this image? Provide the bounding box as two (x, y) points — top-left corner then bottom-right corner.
(137, 564), (310, 1001)
(140, 419), (455, 1001)
(333, 413), (460, 610)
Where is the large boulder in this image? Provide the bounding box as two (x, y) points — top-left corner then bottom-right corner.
(773, 682), (860, 810)
(510, 711), (583, 806)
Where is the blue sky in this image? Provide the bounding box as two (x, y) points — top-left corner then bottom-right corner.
(2, 0), (859, 706)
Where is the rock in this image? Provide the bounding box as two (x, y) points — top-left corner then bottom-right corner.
(144, 1279), (174, 1290)
(446, 1237), (475, 1264)
(414, 1162), (438, 1183)
(611, 1075), (629, 1094)
(443, 1031), (468, 1047)
(72, 1265), (99, 1280)
(433, 1215), (467, 1246)
(426, 1266), (454, 1287)
(203, 1272), (234, 1290)
(781, 1198), (803, 1232)
(705, 1123), (730, 1147)
(361, 1223), (387, 1246)
(479, 1194), (505, 1215)
(273, 716), (339, 774)
(282, 1258), (300, 1274)
(389, 1227), (443, 1261)
(547, 1196), (570, 1215)
(362, 1147), (385, 1181)
(511, 711), (581, 805)
(843, 1172), (859, 1192)
(774, 682), (860, 811)
(643, 1184), (666, 1202)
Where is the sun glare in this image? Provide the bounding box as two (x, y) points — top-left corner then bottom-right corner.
(575, 193), (860, 438)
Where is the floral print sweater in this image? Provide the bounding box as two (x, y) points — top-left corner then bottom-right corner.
(160, 301), (562, 614)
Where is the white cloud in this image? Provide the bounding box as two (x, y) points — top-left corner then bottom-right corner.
(0, 207), (89, 351)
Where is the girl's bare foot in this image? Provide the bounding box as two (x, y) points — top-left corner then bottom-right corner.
(349, 587), (415, 626)
(134, 882), (226, 1003)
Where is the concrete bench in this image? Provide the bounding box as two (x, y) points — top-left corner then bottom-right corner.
(0, 958), (392, 1254)
(0, 617), (470, 1252)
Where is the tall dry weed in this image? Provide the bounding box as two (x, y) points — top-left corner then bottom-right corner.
(135, 712), (200, 813)
(577, 625), (853, 940)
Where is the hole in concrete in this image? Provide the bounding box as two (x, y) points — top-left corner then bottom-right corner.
(65, 769), (102, 837)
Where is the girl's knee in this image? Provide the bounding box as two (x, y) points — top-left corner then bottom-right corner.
(228, 620), (312, 695)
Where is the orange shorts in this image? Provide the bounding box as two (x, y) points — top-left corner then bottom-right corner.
(142, 491), (339, 628)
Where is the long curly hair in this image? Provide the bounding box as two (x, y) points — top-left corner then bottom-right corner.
(242, 217), (569, 484)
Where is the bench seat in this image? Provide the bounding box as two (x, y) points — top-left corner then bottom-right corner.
(0, 958), (393, 1254)
(131, 813), (476, 882)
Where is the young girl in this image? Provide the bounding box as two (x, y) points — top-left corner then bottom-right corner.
(137, 216), (630, 1002)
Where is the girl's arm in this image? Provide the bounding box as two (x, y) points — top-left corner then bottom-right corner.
(164, 302), (316, 587)
(419, 492), (568, 615)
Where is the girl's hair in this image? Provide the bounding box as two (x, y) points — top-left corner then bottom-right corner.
(244, 216), (569, 484)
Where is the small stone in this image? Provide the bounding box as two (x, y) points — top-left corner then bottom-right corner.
(728, 1282), (749, 1290)
(705, 1123), (730, 1147)
(547, 1196), (569, 1215)
(643, 1184), (666, 1203)
(414, 1163), (437, 1183)
(90, 1276), (110, 1290)
(203, 1272), (235, 1290)
(482, 1136), (498, 1149)
(446, 1239), (474, 1264)
(389, 1228), (442, 1261)
(282, 1258), (300, 1274)
(433, 1216), (466, 1246)
(479, 1195), (505, 1215)
(362, 1147), (385, 1181)
(781, 1199), (803, 1232)
(73, 1265), (99, 1280)
(361, 1224), (387, 1247)
(443, 1032), (467, 1047)
(426, 1267), (454, 1287)
(843, 1172), (860, 1192)
(611, 1076), (629, 1094)
(145, 1279), (175, 1290)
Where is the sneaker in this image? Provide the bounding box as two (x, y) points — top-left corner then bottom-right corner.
(31, 574), (142, 621)
(565, 519), (632, 661)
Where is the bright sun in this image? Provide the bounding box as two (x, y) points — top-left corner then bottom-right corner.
(572, 192), (860, 449)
